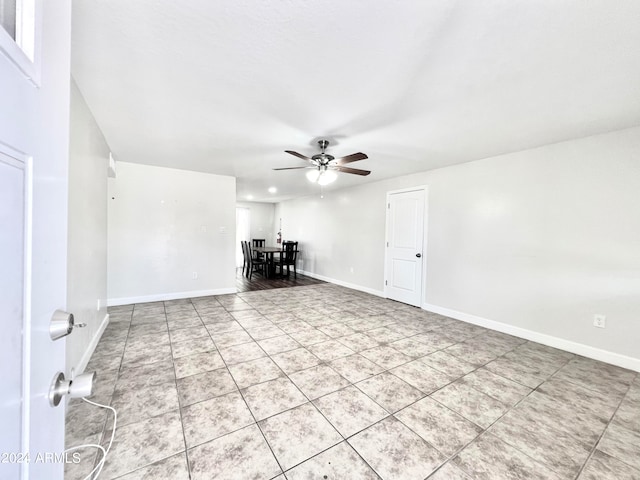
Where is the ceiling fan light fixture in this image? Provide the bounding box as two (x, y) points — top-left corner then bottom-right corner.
(306, 169), (320, 183)
(277, 139), (369, 184)
(317, 169), (337, 185)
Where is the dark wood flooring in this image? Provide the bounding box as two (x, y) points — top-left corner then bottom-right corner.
(235, 267), (326, 292)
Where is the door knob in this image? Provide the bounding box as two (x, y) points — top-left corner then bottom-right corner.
(49, 371), (96, 407)
(416, 253), (422, 258)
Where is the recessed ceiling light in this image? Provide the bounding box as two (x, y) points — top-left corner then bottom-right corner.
(246, 195), (253, 200)
(268, 187), (277, 194)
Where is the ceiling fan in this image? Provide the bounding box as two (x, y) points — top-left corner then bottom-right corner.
(274, 140), (370, 185)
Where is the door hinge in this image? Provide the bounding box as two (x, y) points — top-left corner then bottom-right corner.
(386, 241), (389, 247)
(385, 280), (388, 286)
(387, 203), (390, 209)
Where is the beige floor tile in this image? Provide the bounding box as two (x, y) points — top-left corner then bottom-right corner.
(356, 372), (424, 413)
(78, 290), (638, 480)
(430, 382), (509, 429)
(395, 397), (481, 456)
(330, 354), (384, 383)
(182, 391), (254, 448)
(259, 403), (342, 470)
(115, 453), (190, 480)
(286, 441), (379, 479)
(218, 341), (266, 365)
(173, 351), (225, 379)
(99, 410), (185, 479)
(459, 368), (532, 406)
(289, 364), (350, 399)
(227, 355), (283, 388)
(271, 347), (321, 374)
(349, 417), (444, 480)
(453, 434), (562, 480)
(598, 422), (640, 471)
(257, 334), (301, 355)
(489, 409), (592, 478)
(308, 339), (356, 362)
(176, 368), (237, 406)
(314, 386), (389, 437)
(360, 345), (413, 370)
(241, 377), (307, 420)
(578, 450), (640, 480)
(188, 424), (281, 480)
(390, 360), (454, 394)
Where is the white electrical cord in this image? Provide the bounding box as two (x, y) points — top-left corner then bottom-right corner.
(63, 398), (117, 480)
(62, 444), (105, 480)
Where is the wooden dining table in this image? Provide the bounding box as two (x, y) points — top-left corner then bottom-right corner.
(253, 246), (283, 278)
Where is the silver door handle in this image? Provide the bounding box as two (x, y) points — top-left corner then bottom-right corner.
(49, 371), (96, 407)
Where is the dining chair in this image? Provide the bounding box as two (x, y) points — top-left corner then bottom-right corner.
(246, 241), (266, 280)
(241, 240), (249, 276)
(277, 241), (298, 279)
(252, 238), (265, 261)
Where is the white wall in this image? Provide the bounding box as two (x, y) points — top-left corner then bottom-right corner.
(276, 127), (640, 369)
(273, 189), (386, 295)
(108, 162), (236, 304)
(237, 201), (276, 244)
(66, 80), (109, 375)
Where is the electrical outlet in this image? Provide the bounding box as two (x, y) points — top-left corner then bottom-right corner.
(593, 314), (606, 328)
(192, 272), (198, 279)
(96, 299), (100, 311)
(349, 267), (354, 274)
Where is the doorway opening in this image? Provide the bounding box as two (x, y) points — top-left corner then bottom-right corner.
(235, 207), (250, 268)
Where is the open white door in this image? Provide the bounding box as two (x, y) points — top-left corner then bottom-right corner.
(384, 188), (426, 307)
(0, 2), (72, 479)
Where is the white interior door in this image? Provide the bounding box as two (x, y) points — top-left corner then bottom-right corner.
(0, 150), (29, 480)
(0, 3), (71, 479)
(384, 188), (426, 307)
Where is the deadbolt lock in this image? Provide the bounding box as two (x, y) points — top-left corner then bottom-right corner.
(50, 310), (85, 341)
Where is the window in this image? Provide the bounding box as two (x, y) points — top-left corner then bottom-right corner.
(0, 0), (38, 82)
(0, 0), (17, 39)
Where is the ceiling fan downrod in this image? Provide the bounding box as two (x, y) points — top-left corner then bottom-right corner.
(318, 139), (329, 154)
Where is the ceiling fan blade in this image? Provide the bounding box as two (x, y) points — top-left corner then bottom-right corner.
(332, 152), (368, 166)
(285, 150), (313, 161)
(333, 166), (371, 176)
(273, 166), (313, 170)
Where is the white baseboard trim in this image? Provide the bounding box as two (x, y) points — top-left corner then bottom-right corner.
(107, 287), (237, 306)
(298, 269), (385, 298)
(423, 302), (640, 373)
(76, 313), (110, 375)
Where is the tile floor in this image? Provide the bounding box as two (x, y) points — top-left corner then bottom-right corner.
(65, 284), (640, 480)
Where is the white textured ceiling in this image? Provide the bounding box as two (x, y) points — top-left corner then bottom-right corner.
(71, 0), (640, 203)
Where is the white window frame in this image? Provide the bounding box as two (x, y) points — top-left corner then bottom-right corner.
(0, 0), (41, 85)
